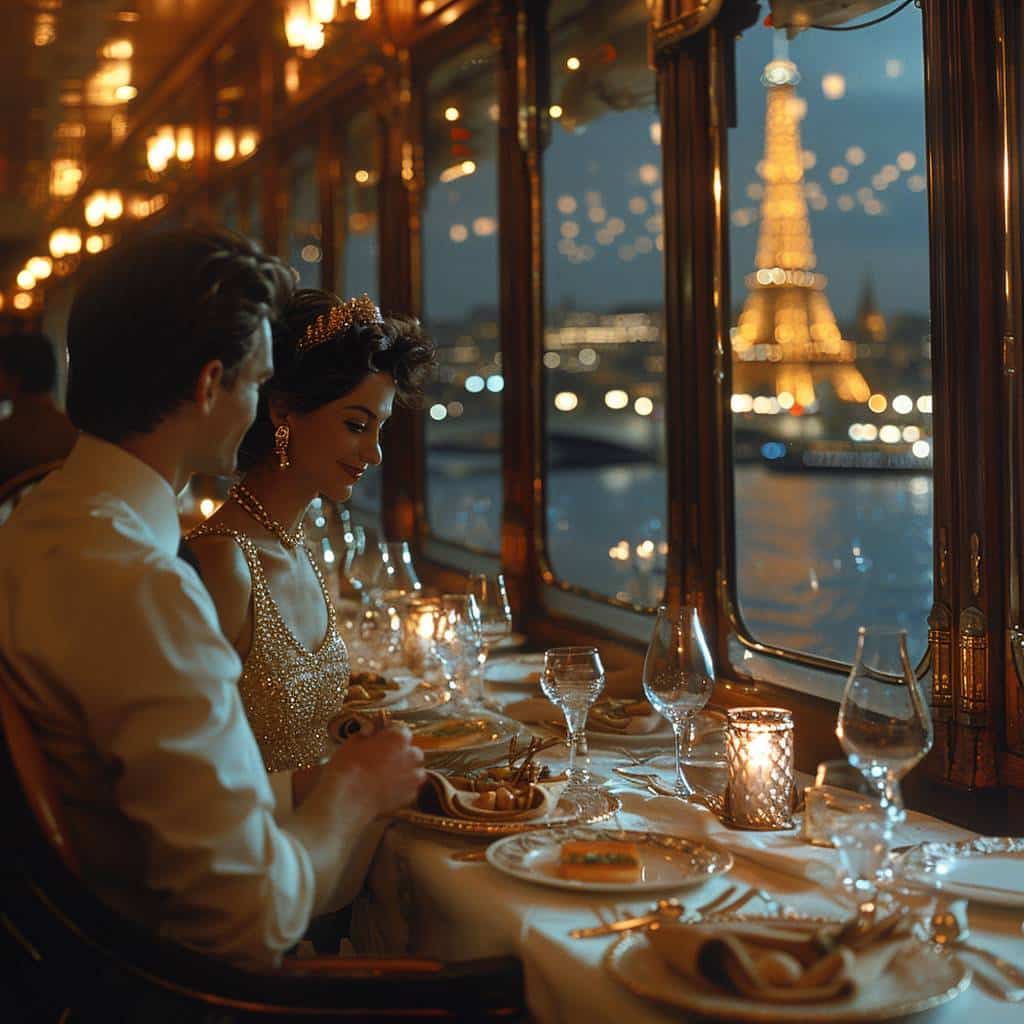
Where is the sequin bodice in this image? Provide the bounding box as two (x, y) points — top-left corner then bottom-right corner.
(187, 526), (349, 773)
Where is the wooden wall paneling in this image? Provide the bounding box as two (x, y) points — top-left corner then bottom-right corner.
(923, 0), (1004, 789)
(497, 0), (545, 631)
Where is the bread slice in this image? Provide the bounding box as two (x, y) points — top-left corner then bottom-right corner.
(556, 840), (642, 883)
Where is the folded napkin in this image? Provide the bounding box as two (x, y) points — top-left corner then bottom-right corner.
(588, 698), (662, 735)
(504, 697), (662, 735)
(416, 769), (567, 822)
(647, 917), (914, 1004)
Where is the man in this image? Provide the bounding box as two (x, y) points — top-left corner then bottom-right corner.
(0, 228), (424, 968)
(0, 332), (77, 487)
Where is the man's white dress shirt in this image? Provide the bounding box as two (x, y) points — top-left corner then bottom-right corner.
(0, 434), (315, 968)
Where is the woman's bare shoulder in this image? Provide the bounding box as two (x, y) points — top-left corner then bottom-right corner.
(184, 533), (253, 647)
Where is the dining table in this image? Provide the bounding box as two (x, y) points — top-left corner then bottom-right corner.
(349, 660), (1024, 1023)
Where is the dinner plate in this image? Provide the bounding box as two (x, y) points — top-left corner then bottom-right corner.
(407, 713), (520, 757)
(605, 920), (970, 1022)
(394, 789), (620, 837)
(485, 653), (545, 686)
(900, 836), (1024, 906)
(485, 827), (733, 893)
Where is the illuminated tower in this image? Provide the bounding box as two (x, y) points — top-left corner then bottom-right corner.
(731, 52), (869, 412)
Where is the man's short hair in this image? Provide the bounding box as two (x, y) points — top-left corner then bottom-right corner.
(66, 228), (294, 441)
(0, 333), (58, 395)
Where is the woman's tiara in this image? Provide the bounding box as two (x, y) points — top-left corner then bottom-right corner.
(295, 294), (384, 354)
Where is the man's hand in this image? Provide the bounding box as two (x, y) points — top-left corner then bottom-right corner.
(326, 725), (425, 817)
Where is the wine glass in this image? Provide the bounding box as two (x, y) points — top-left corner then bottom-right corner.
(374, 541), (421, 607)
(347, 530), (383, 606)
(542, 646), (605, 811)
(466, 573), (512, 688)
(836, 626), (933, 836)
(642, 604), (715, 801)
(430, 594), (484, 707)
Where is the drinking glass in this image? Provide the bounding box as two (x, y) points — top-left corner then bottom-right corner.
(430, 594), (484, 706)
(813, 767), (890, 911)
(642, 604), (715, 801)
(466, 573), (512, 687)
(347, 531), (383, 606)
(374, 541), (421, 607)
(837, 627), (933, 834)
(542, 646), (605, 809)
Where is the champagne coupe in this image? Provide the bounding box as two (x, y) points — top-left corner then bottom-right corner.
(466, 573), (512, 691)
(430, 594), (484, 707)
(542, 646), (606, 812)
(837, 627), (933, 837)
(642, 604), (715, 801)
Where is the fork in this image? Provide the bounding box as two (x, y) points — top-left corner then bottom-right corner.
(568, 886), (740, 939)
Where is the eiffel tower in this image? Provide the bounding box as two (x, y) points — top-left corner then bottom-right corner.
(731, 46), (870, 413)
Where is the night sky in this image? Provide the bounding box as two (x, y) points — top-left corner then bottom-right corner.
(420, 3), (929, 327)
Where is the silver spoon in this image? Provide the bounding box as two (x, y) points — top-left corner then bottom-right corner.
(929, 900), (1024, 1000)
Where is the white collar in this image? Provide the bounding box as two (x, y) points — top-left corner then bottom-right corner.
(63, 434), (181, 558)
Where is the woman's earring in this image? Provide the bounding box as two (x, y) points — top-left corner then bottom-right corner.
(274, 424), (291, 470)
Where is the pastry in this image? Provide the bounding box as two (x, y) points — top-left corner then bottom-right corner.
(556, 839), (643, 883)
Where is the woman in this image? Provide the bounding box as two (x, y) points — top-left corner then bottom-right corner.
(187, 290), (436, 816)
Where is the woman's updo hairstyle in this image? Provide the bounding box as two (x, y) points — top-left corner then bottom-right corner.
(238, 288), (437, 470)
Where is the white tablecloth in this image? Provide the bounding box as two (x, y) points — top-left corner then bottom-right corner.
(354, 703), (1024, 1021)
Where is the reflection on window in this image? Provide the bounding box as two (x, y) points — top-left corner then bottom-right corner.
(219, 188), (240, 233)
(337, 111), (383, 534)
(421, 43), (501, 553)
(211, 26), (262, 170)
(542, 0), (666, 607)
(728, 17), (932, 663)
(286, 145), (322, 288)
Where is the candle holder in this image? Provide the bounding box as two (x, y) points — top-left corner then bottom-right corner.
(399, 595), (441, 673)
(724, 707), (795, 830)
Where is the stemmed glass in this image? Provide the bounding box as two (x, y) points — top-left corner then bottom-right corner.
(373, 541), (421, 607)
(837, 626), (933, 837)
(466, 573), (512, 692)
(430, 595), (484, 707)
(542, 646), (606, 812)
(642, 604), (715, 801)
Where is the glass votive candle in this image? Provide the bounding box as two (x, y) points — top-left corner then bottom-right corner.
(399, 596), (441, 673)
(725, 707), (795, 830)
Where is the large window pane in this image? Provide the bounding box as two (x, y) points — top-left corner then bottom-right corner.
(421, 43), (501, 553)
(728, 14), (932, 664)
(285, 144), (321, 288)
(542, 0), (666, 607)
(337, 111), (382, 535)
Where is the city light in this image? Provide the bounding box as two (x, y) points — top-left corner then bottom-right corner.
(447, 401), (464, 417)
(861, 424), (879, 441)
(829, 166), (849, 185)
(429, 404), (447, 421)
(731, 393), (754, 413)
(907, 175), (927, 193)
(549, 105), (563, 119)
(566, 56), (581, 71)
(465, 375), (485, 393)
(578, 347), (597, 367)
(604, 389), (629, 411)
(879, 425), (902, 444)
(886, 59), (904, 78)
(821, 73), (846, 100)
(449, 224), (468, 243)
(848, 424), (864, 441)
(27, 257), (52, 280)
(554, 391), (578, 412)
(86, 234), (104, 254)
(486, 375), (504, 393)
(846, 146), (866, 166)
(867, 393), (887, 413)
(16, 270), (35, 290)
(892, 394), (913, 415)
(444, 106), (460, 122)
(897, 151), (917, 171)
(634, 396), (654, 416)
(557, 195), (577, 214)
(13, 293), (32, 311)
(543, 351), (561, 369)
(902, 426), (921, 442)
(917, 394), (933, 414)
(913, 440), (931, 459)
(608, 540), (629, 561)
(777, 391), (795, 410)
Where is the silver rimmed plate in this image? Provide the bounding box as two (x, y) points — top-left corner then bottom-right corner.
(605, 917), (970, 1023)
(485, 827), (733, 893)
(394, 789), (620, 837)
(901, 836), (1024, 906)
(407, 712), (521, 760)
(344, 671), (421, 710)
